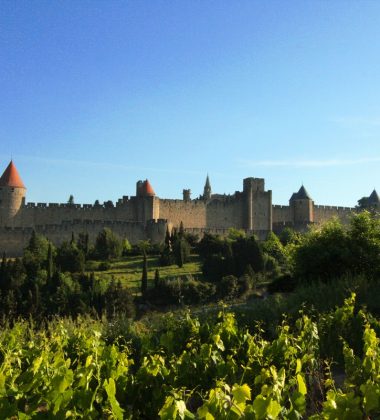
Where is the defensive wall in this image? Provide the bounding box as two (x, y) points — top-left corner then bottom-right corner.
(0, 219), (167, 257)
(1, 160), (376, 257)
(313, 205), (355, 224)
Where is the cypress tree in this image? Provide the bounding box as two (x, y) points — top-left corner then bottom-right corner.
(0, 252), (6, 293)
(165, 226), (171, 247)
(141, 252), (148, 294)
(154, 269), (160, 289)
(179, 221), (185, 238)
(47, 243), (54, 280)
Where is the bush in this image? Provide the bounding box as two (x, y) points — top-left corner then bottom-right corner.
(267, 274), (297, 294)
(146, 276), (216, 306)
(218, 275), (239, 300)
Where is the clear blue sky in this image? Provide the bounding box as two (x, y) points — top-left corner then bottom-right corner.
(1, 1), (380, 206)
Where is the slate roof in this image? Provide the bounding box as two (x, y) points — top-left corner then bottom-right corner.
(368, 189), (380, 204)
(290, 185), (312, 201)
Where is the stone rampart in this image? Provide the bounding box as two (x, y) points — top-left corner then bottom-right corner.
(313, 205), (355, 224)
(206, 197), (245, 229)
(272, 205), (292, 223)
(159, 199), (206, 228)
(0, 218), (167, 257)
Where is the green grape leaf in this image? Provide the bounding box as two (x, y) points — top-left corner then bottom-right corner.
(267, 399), (282, 419)
(296, 359), (302, 374)
(252, 395), (270, 419)
(360, 382), (380, 413)
(104, 378), (124, 420)
(297, 374), (307, 395)
(232, 384), (251, 404)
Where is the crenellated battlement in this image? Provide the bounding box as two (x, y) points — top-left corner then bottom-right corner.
(314, 205), (355, 212)
(1, 159), (377, 256)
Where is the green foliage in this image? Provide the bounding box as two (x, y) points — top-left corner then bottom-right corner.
(4, 298), (380, 418)
(294, 212), (380, 282)
(93, 228), (123, 260)
(56, 241), (85, 273)
(141, 252), (148, 294)
(174, 238), (191, 268)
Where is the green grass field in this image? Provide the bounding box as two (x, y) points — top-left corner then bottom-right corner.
(86, 254), (202, 292)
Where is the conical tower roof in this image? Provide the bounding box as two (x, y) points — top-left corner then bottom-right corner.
(297, 185), (312, 200)
(142, 179), (155, 196)
(290, 185), (312, 200)
(368, 189), (380, 204)
(0, 161), (26, 189)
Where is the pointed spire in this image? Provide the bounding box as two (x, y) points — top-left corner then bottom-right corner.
(205, 174), (211, 189)
(203, 174), (211, 200)
(0, 160), (26, 188)
(368, 189), (380, 204)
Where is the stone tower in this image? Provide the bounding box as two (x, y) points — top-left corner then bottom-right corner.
(290, 185), (314, 226)
(243, 177), (272, 232)
(0, 161), (26, 227)
(135, 179), (159, 223)
(203, 175), (211, 201)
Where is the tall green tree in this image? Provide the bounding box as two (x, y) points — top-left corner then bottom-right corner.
(94, 228), (122, 260)
(141, 252), (148, 294)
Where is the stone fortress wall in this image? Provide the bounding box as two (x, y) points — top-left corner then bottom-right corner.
(0, 160), (377, 256)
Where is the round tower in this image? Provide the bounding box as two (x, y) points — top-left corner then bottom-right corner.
(289, 185), (314, 226)
(0, 160), (26, 227)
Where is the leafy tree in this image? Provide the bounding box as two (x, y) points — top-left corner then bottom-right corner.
(94, 228), (122, 260)
(347, 211), (380, 277)
(279, 227), (301, 246)
(262, 231), (288, 271)
(227, 228), (246, 241)
(232, 235), (264, 276)
(23, 231), (50, 279)
(56, 241), (85, 273)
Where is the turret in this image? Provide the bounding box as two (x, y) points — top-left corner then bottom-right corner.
(203, 175), (211, 201)
(183, 189), (191, 201)
(367, 189), (380, 209)
(290, 185), (314, 225)
(135, 179), (159, 223)
(0, 160), (26, 227)
(136, 179), (155, 197)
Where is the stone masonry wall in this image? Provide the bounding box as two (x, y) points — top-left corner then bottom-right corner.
(206, 197), (245, 229)
(0, 219), (167, 257)
(158, 199), (207, 229)
(313, 205), (355, 224)
(272, 205), (292, 223)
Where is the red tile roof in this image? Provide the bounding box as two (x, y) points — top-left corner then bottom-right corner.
(142, 180), (155, 196)
(0, 161), (26, 189)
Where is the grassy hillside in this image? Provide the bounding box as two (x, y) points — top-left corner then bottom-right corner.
(86, 254), (203, 292)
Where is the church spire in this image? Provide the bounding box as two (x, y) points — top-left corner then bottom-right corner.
(203, 174), (211, 200)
